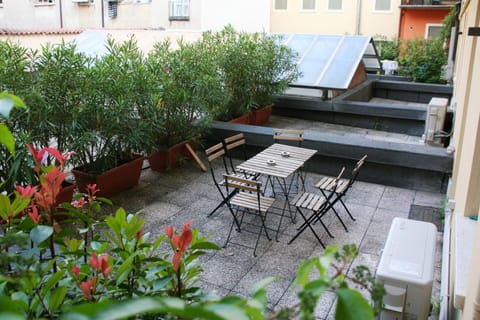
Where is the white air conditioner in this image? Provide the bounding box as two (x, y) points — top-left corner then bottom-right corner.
(72, 0), (90, 3)
(376, 218), (437, 320)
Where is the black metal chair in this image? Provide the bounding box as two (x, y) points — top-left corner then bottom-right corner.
(223, 174), (276, 256)
(288, 167), (345, 247)
(204, 143), (241, 228)
(272, 129), (306, 192)
(223, 133), (259, 179)
(315, 155), (367, 230)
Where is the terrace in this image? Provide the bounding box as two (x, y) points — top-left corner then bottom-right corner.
(105, 133), (445, 318)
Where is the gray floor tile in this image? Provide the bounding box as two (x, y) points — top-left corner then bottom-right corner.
(106, 159), (444, 318)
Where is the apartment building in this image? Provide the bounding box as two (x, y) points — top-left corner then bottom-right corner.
(270, 0), (402, 39)
(0, 0), (269, 32)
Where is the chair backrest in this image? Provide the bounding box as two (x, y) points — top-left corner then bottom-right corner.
(223, 133), (248, 173)
(273, 129), (304, 146)
(224, 133), (246, 152)
(205, 142), (228, 185)
(346, 155), (367, 189)
(223, 174), (263, 210)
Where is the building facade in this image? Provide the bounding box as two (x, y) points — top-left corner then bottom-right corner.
(270, 0), (402, 39)
(0, 0), (270, 33)
(446, 0), (480, 318)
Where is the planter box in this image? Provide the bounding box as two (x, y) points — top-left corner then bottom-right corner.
(229, 113), (253, 124)
(72, 156), (144, 198)
(148, 140), (197, 172)
(251, 105), (273, 125)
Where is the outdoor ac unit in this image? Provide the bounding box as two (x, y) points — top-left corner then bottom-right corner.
(423, 97), (448, 146)
(376, 218), (437, 320)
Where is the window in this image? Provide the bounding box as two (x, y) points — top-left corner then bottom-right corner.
(169, 0), (189, 21)
(328, 0), (342, 10)
(375, 0), (391, 11)
(275, 0), (287, 10)
(303, 0), (315, 10)
(426, 24), (442, 39)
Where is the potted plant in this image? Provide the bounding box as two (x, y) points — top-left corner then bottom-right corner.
(201, 25), (300, 124)
(69, 38), (154, 197)
(143, 38), (223, 171)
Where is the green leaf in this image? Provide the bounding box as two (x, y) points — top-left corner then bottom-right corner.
(42, 270), (66, 296)
(0, 96), (14, 118)
(153, 276), (174, 291)
(115, 254), (135, 285)
(48, 286), (67, 312)
(0, 194), (12, 221)
(204, 303), (250, 320)
(190, 241), (221, 250)
(30, 225), (54, 245)
(92, 297), (184, 319)
(0, 124), (15, 155)
(335, 288), (374, 320)
(294, 257), (316, 287)
(0, 92), (26, 108)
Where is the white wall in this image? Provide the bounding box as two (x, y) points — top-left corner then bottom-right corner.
(200, 0), (270, 32)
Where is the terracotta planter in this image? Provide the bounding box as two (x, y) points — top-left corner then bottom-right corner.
(229, 113), (254, 124)
(148, 140), (197, 172)
(55, 181), (77, 206)
(72, 156), (144, 198)
(251, 105), (273, 125)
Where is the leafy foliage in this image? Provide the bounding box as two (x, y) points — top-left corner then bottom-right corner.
(397, 37), (447, 83)
(374, 37), (400, 62)
(0, 143), (384, 319)
(201, 25), (300, 121)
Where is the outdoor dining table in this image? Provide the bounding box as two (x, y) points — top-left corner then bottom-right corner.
(236, 143), (317, 239)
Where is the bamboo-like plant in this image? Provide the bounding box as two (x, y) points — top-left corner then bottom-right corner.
(144, 37), (222, 149)
(201, 25), (300, 121)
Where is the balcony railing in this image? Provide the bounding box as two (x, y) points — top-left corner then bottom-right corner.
(401, 0), (457, 5)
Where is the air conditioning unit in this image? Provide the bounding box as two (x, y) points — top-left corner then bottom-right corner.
(72, 0), (91, 3)
(376, 218), (437, 320)
(423, 97), (448, 146)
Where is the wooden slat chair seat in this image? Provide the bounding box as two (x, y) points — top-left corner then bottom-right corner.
(223, 174), (275, 256)
(288, 167), (346, 247)
(315, 155), (368, 228)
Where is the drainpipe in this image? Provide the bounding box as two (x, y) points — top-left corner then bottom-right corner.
(59, 0), (63, 28)
(100, 0), (105, 27)
(355, 0), (362, 35)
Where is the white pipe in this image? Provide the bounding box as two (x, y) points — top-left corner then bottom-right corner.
(355, 0), (362, 35)
(439, 178), (453, 320)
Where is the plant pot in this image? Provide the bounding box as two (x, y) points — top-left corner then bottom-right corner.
(229, 113), (254, 124)
(55, 181), (77, 207)
(148, 140), (197, 172)
(72, 156), (144, 198)
(251, 105), (273, 125)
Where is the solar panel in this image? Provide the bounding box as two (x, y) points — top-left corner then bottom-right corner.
(278, 34), (381, 90)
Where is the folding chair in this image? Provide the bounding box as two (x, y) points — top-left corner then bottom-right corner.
(223, 133), (259, 179)
(223, 174), (275, 256)
(273, 129), (304, 146)
(204, 143), (241, 229)
(315, 155), (367, 230)
(288, 167), (346, 247)
(271, 129), (306, 192)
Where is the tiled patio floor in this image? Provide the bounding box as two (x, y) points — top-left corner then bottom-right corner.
(109, 157), (445, 320)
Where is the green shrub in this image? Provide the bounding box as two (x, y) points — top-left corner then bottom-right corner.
(398, 37), (447, 84)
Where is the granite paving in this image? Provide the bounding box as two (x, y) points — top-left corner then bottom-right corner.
(108, 153), (445, 320)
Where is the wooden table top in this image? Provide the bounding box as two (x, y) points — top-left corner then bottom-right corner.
(236, 143), (317, 179)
